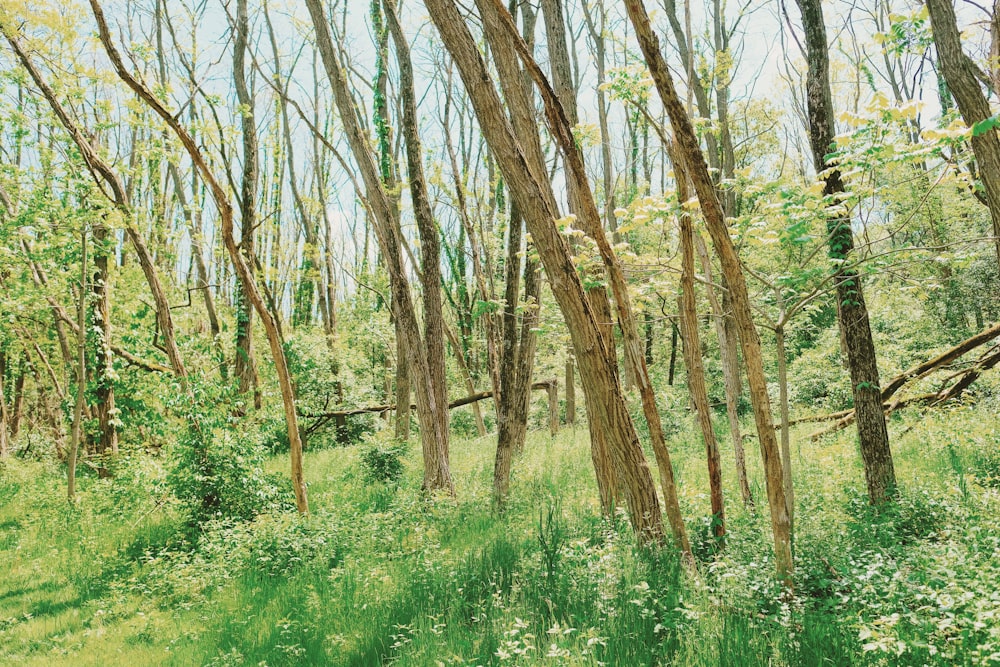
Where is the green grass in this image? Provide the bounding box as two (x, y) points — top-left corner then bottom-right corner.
(1, 403), (999, 665)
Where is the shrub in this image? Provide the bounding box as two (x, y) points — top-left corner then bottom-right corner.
(166, 385), (289, 523)
(358, 432), (407, 484)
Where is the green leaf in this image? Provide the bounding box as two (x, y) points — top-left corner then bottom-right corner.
(971, 115), (1000, 137)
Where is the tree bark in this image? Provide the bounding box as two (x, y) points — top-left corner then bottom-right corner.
(233, 0), (262, 411)
(306, 0), (453, 493)
(428, 0), (665, 543)
(511, 0), (691, 555)
(68, 230), (87, 501)
(694, 233), (753, 507)
(926, 0), (1000, 268)
(626, 0), (792, 579)
(795, 0), (896, 505)
(92, 223), (118, 456)
(679, 198), (725, 542)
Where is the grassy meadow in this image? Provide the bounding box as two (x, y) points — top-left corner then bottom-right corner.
(1, 401), (999, 666)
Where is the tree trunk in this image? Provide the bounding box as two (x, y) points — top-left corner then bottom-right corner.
(394, 335), (412, 442)
(678, 194), (725, 541)
(626, 0), (791, 579)
(795, 0), (896, 505)
(306, 0), (453, 493)
(429, 0), (665, 542)
(233, 0), (262, 411)
(775, 322), (794, 537)
(68, 230), (87, 501)
(564, 353), (575, 425)
(926, 0), (1000, 268)
(92, 223), (118, 456)
(694, 233), (753, 507)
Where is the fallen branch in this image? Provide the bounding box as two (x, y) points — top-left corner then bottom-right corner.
(300, 379), (556, 420)
(809, 347), (1000, 440)
(778, 321), (1000, 430)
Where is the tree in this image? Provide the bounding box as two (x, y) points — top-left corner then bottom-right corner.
(305, 0), (454, 494)
(795, 0), (897, 505)
(425, 0), (666, 543)
(625, 0), (793, 580)
(926, 0), (1000, 269)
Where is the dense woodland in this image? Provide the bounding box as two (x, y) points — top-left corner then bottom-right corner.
(1, 0), (999, 664)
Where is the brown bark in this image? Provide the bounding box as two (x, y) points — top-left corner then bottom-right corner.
(494, 199), (542, 508)
(679, 198), (725, 541)
(694, 233), (753, 507)
(514, 0), (692, 554)
(926, 0), (1000, 268)
(564, 354), (575, 425)
(386, 0), (453, 464)
(87, 0), (308, 513)
(68, 230), (87, 501)
(233, 0), (262, 411)
(306, 0), (452, 494)
(626, 0), (792, 579)
(428, 0), (665, 542)
(795, 0), (896, 505)
(394, 335), (412, 442)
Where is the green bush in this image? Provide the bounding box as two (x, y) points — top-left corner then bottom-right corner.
(358, 432), (407, 484)
(166, 385), (289, 523)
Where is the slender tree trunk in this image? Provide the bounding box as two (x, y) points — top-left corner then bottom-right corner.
(429, 0), (665, 542)
(513, 0), (692, 554)
(234, 0), (262, 411)
(775, 320), (794, 536)
(307, 0), (452, 493)
(91, 223), (118, 457)
(795, 0), (896, 505)
(387, 0), (453, 465)
(394, 335), (412, 442)
(694, 233), (753, 507)
(678, 190), (725, 541)
(626, 0), (791, 579)
(68, 230), (87, 501)
(564, 354), (575, 425)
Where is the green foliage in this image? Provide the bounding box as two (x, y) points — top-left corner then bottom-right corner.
(358, 430), (407, 484)
(165, 384), (289, 523)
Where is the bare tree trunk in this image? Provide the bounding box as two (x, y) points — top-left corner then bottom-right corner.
(68, 230), (87, 501)
(694, 233), (753, 507)
(394, 335), (412, 442)
(233, 0), (262, 411)
(795, 0), (896, 505)
(510, 0), (691, 554)
(626, 0), (791, 579)
(306, 0), (452, 493)
(926, 0), (1000, 268)
(775, 321), (793, 535)
(428, 0), (665, 542)
(678, 193), (725, 541)
(387, 0), (453, 465)
(564, 353), (575, 425)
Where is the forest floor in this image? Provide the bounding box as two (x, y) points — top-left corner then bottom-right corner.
(1, 402), (999, 666)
